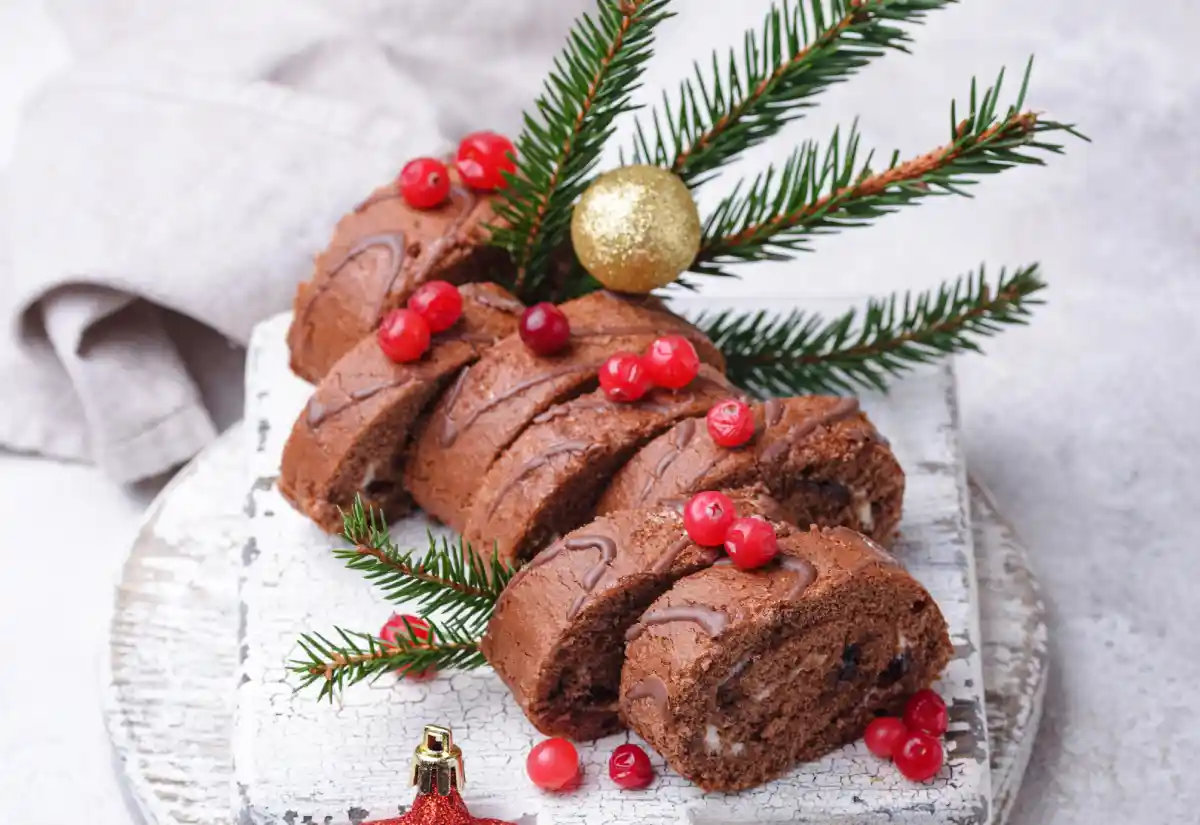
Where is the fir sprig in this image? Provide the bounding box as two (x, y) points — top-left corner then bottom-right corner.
(694, 61), (1086, 275)
(627, 0), (956, 187)
(490, 0), (674, 298)
(291, 622), (485, 701)
(697, 263), (1045, 395)
(338, 497), (515, 632)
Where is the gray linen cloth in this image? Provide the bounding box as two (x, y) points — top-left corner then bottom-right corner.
(0, 0), (586, 481)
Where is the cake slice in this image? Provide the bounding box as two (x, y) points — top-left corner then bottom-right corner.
(278, 283), (522, 533)
(480, 487), (785, 740)
(462, 366), (736, 567)
(287, 173), (508, 383)
(620, 526), (952, 792)
(598, 396), (904, 545)
(404, 291), (724, 532)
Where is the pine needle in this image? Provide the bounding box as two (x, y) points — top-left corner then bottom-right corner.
(696, 263), (1046, 396)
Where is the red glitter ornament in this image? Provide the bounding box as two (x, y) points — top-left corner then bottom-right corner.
(365, 725), (514, 825)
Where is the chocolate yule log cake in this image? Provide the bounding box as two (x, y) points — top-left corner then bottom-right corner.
(279, 283), (522, 533)
(598, 396), (904, 546)
(287, 170), (507, 383)
(462, 365), (736, 566)
(620, 526), (952, 792)
(404, 290), (724, 531)
(481, 486), (787, 740)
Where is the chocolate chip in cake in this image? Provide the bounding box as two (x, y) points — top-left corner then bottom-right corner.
(878, 650), (913, 687)
(837, 643), (862, 681)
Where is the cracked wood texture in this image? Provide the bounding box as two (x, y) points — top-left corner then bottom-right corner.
(106, 301), (1046, 825)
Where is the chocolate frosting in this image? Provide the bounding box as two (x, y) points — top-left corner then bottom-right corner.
(625, 605), (729, 642)
(625, 676), (670, 715)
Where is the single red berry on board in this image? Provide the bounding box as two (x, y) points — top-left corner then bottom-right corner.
(707, 399), (755, 447)
(608, 743), (654, 790)
(643, 335), (700, 390)
(456, 131), (518, 190)
(377, 308), (431, 363)
(520, 302), (571, 355)
(683, 491), (737, 546)
(379, 614), (436, 681)
(599, 352), (652, 402)
(894, 731), (944, 782)
(398, 157), (451, 209)
(903, 688), (949, 737)
(527, 738), (580, 791)
(864, 717), (909, 759)
(408, 281), (463, 333)
(723, 516), (779, 570)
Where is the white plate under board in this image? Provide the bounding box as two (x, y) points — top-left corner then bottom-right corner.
(102, 299), (1046, 825)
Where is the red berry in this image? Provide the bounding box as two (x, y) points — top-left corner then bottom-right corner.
(642, 335), (700, 390)
(864, 717), (909, 759)
(894, 731), (944, 782)
(377, 308), (431, 363)
(527, 738), (580, 791)
(456, 131), (518, 191)
(723, 517), (779, 570)
(608, 743), (654, 790)
(408, 281), (463, 333)
(706, 399), (755, 448)
(398, 157), (451, 209)
(379, 614), (436, 680)
(683, 491), (737, 546)
(520, 302), (571, 355)
(599, 352), (652, 402)
(903, 689), (949, 737)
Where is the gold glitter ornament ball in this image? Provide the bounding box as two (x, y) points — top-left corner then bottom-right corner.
(571, 165), (702, 293)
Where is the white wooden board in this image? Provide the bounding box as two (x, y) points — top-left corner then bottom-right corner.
(100, 417), (1045, 825)
(234, 297), (991, 825)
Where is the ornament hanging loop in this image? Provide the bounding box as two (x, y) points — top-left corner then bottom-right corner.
(410, 724), (466, 796)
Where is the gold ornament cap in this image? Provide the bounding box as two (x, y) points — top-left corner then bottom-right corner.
(410, 724), (465, 796)
(571, 165), (702, 294)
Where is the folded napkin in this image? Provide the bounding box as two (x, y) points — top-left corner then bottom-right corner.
(0, 0), (587, 482)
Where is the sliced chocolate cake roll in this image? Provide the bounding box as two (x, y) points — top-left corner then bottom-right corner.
(462, 366), (736, 566)
(598, 396), (904, 546)
(405, 291), (724, 532)
(287, 172), (507, 383)
(481, 487), (786, 740)
(279, 283), (522, 533)
(620, 526), (952, 792)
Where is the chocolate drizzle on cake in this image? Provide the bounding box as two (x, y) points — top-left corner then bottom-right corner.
(625, 605), (728, 642)
(650, 534), (697, 575)
(406, 185), (480, 288)
(635, 419), (697, 506)
(830, 526), (901, 568)
(437, 362), (600, 447)
(305, 375), (413, 428)
(763, 398), (785, 428)
(625, 676), (670, 715)
(779, 556), (817, 599)
(485, 440), (594, 517)
(760, 397), (860, 464)
(564, 533), (620, 618)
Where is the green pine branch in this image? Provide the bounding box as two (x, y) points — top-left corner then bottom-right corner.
(627, 0), (956, 187)
(697, 263), (1045, 396)
(490, 0), (673, 299)
(337, 496), (516, 632)
(291, 621), (485, 702)
(694, 60), (1086, 276)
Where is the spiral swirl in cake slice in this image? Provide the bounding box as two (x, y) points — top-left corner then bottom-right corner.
(620, 526), (952, 792)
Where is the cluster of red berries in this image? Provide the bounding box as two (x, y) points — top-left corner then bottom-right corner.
(378, 614), (437, 681)
(377, 281), (463, 363)
(599, 335), (701, 402)
(527, 738), (654, 792)
(682, 490), (779, 570)
(398, 131), (517, 209)
(863, 688), (949, 782)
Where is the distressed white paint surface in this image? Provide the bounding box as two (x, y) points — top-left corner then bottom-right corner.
(101, 314), (1046, 825)
(234, 300), (991, 825)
